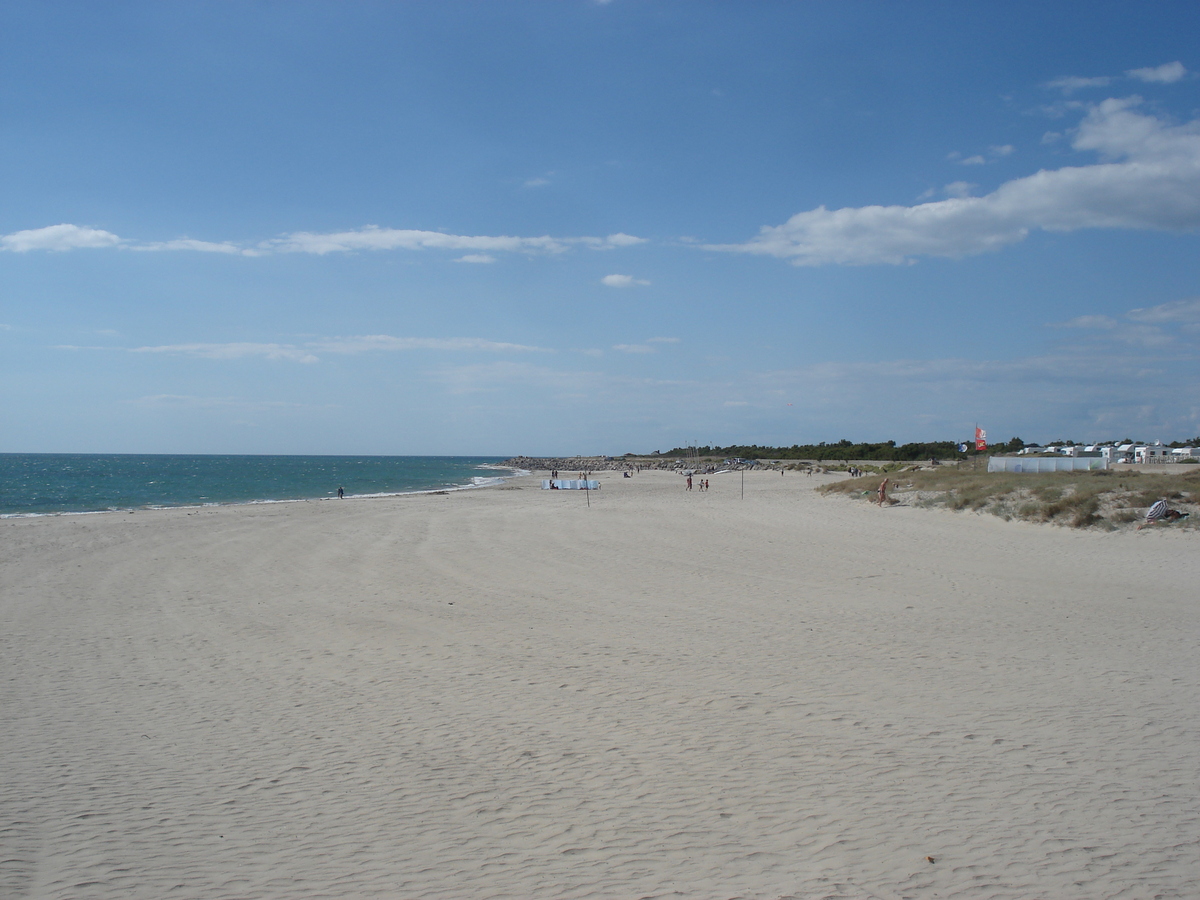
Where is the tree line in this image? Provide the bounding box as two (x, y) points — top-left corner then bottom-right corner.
(650, 437), (1028, 462)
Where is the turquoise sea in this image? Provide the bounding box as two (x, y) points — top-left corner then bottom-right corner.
(0, 454), (516, 517)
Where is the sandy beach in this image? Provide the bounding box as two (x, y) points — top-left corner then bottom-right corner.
(2, 469), (1198, 899)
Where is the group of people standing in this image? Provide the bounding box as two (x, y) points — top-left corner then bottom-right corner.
(685, 475), (710, 491)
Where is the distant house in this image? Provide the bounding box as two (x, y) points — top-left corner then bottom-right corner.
(1103, 444), (1136, 464)
(1135, 443), (1171, 463)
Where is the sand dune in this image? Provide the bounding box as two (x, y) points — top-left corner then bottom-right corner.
(3, 469), (1198, 899)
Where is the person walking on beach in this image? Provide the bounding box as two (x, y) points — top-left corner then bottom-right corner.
(337, 486), (344, 499)
(877, 477), (889, 507)
(686, 474), (693, 491)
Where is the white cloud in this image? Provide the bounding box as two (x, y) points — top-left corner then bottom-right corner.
(309, 335), (546, 354)
(989, 144), (1015, 157)
(131, 342), (321, 363)
(1127, 61), (1187, 84)
(1052, 315), (1171, 348)
(1049, 296), (1200, 348)
(1126, 296), (1200, 323)
(0, 223), (646, 259)
(960, 155), (987, 165)
(1046, 75), (1112, 94)
(262, 226), (645, 256)
(523, 176), (551, 188)
(612, 344), (654, 354)
(134, 238), (254, 255)
(601, 273), (651, 287)
(943, 181), (976, 198)
(707, 97), (1200, 266)
(123, 334), (547, 364)
(597, 232), (646, 248)
(1, 224), (122, 252)
(263, 226), (571, 255)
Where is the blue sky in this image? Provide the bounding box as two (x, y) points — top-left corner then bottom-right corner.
(2, 1), (1198, 455)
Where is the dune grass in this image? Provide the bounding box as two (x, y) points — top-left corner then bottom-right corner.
(819, 465), (1200, 530)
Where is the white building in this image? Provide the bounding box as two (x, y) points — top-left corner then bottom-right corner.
(1102, 445), (1136, 464)
(1135, 443), (1171, 463)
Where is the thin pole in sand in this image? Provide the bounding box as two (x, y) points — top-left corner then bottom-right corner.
(741, 467), (744, 499)
(585, 477), (590, 508)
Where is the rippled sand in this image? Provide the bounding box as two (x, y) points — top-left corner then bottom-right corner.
(3, 470), (1198, 899)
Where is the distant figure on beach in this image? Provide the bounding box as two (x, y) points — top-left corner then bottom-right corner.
(686, 475), (693, 491)
(877, 477), (889, 507)
(704, 479), (709, 491)
(337, 486), (344, 499)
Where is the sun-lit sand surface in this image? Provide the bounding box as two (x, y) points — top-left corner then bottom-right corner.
(3, 469), (1198, 899)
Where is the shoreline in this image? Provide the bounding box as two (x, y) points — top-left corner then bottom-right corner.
(0, 459), (526, 519)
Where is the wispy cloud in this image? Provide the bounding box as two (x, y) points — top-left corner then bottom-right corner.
(1045, 62), (1188, 95)
(131, 342), (321, 363)
(262, 227), (645, 256)
(612, 343), (654, 354)
(131, 394), (314, 411)
(1126, 296), (1200, 324)
(707, 98), (1200, 266)
(133, 238), (254, 255)
(1045, 75), (1112, 95)
(1127, 61), (1187, 84)
(308, 335), (547, 354)
(1, 224), (122, 252)
(0, 224), (646, 258)
(646, 336), (680, 344)
(263, 226), (567, 255)
(1049, 296), (1200, 348)
(1057, 315), (1117, 330)
(122, 334), (549, 363)
(601, 273), (651, 287)
(427, 360), (604, 395)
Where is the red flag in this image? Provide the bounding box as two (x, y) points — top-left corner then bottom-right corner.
(975, 426), (987, 451)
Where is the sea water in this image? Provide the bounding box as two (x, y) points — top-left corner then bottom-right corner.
(0, 454), (516, 516)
